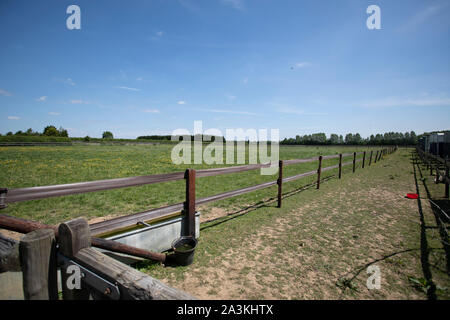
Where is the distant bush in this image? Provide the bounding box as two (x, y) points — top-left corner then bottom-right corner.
(102, 131), (114, 139)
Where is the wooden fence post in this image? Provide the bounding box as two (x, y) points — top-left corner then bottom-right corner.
(317, 156), (322, 189)
(277, 160), (283, 208)
(374, 150), (379, 163)
(338, 154), (342, 179)
(369, 150), (373, 166)
(362, 151), (366, 169)
(19, 229), (58, 300)
(185, 169), (196, 237)
(352, 152), (356, 173)
(58, 218), (92, 300)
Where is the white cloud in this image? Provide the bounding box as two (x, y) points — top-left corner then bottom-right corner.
(221, 0), (245, 11)
(114, 86), (140, 92)
(226, 95), (237, 100)
(48, 112), (61, 116)
(398, 4), (448, 32)
(7, 116), (20, 120)
(178, 100), (186, 105)
(242, 78), (248, 85)
(156, 31), (164, 37)
(35, 96), (47, 102)
(70, 99), (90, 104)
(198, 108), (259, 116)
(142, 109), (160, 113)
(0, 88), (12, 96)
(292, 62), (311, 69)
(361, 97), (450, 108)
(64, 78), (75, 86)
(136, 77), (144, 81)
(272, 103), (327, 116)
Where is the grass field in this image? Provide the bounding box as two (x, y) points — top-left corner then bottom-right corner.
(134, 148), (450, 300)
(0, 144), (374, 225)
(0, 145), (449, 299)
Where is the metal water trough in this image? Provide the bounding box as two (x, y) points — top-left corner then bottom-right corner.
(97, 211), (200, 264)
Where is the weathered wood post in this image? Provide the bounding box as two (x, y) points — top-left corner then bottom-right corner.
(277, 160), (283, 208)
(338, 154), (342, 179)
(185, 169), (196, 237)
(59, 218), (92, 300)
(362, 151), (366, 169)
(317, 156), (322, 189)
(374, 150), (379, 163)
(369, 150), (373, 166)
(19, 229), (58, 300)
(352, 152), (356, 173)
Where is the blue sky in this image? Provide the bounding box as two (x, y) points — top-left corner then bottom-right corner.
(1, 0), (449, 139)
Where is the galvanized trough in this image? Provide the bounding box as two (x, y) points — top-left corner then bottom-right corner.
(96, 211), (200, 265)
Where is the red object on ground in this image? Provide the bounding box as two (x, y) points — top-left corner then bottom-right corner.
(406, 193), (419, 199)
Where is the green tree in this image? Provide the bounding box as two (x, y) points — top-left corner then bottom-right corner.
(329, 134), (339, 145)
(59, 127), (68, 137)
(102, 131), (114, 139)
(43, 125), (59, 136)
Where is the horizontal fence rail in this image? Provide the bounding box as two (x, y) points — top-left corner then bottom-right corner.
(416, 147), (449, 198)
(1, 147), (396, 237)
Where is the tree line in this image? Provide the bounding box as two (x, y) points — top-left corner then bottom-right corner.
(281, 131), (418, 146)
(1, 126), (69, 137)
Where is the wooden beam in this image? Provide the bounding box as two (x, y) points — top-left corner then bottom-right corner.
(19, 229), (58, 300)
(58, 218), (92, 300)
(59, 218), (195, 300)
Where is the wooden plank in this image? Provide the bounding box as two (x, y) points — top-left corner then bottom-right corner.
(369, 150), (373, 166)
(19, 229), (58, 300)
(74, 247), (195, 300)
(59, 218), (195, 300)
(339, 154), (342, 179)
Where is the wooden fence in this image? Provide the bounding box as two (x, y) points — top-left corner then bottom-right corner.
(0, 146), (396, 299)
(0, 218), (195, 300)
(416, 147), (449, 198)
(1, 147), (396, 237)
